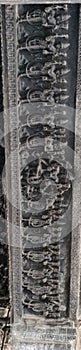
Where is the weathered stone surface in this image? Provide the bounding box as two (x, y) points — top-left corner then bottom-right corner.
(0, 3), (81, 350)
(0, 12), (9, 317)
(16, 3), (79, 322)
(0, 0), (81, 4)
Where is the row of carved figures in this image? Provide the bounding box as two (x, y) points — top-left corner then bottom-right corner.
(17, 5), (71, 319)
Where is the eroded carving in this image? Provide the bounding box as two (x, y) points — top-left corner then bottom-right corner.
(17, 4), (71, 320)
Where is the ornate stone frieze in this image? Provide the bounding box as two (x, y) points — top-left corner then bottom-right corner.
(16, 4), (78, 322)
(1, 3), (81, 350)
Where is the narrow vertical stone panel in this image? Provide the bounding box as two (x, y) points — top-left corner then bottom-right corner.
(0, 20), (9, 311)
(1, 4), (22, 323)
(16, 3), (78, 322)
(69, 3), (81, 321)
(0, 9), (10, 349)
(1, 3), (81, 350)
